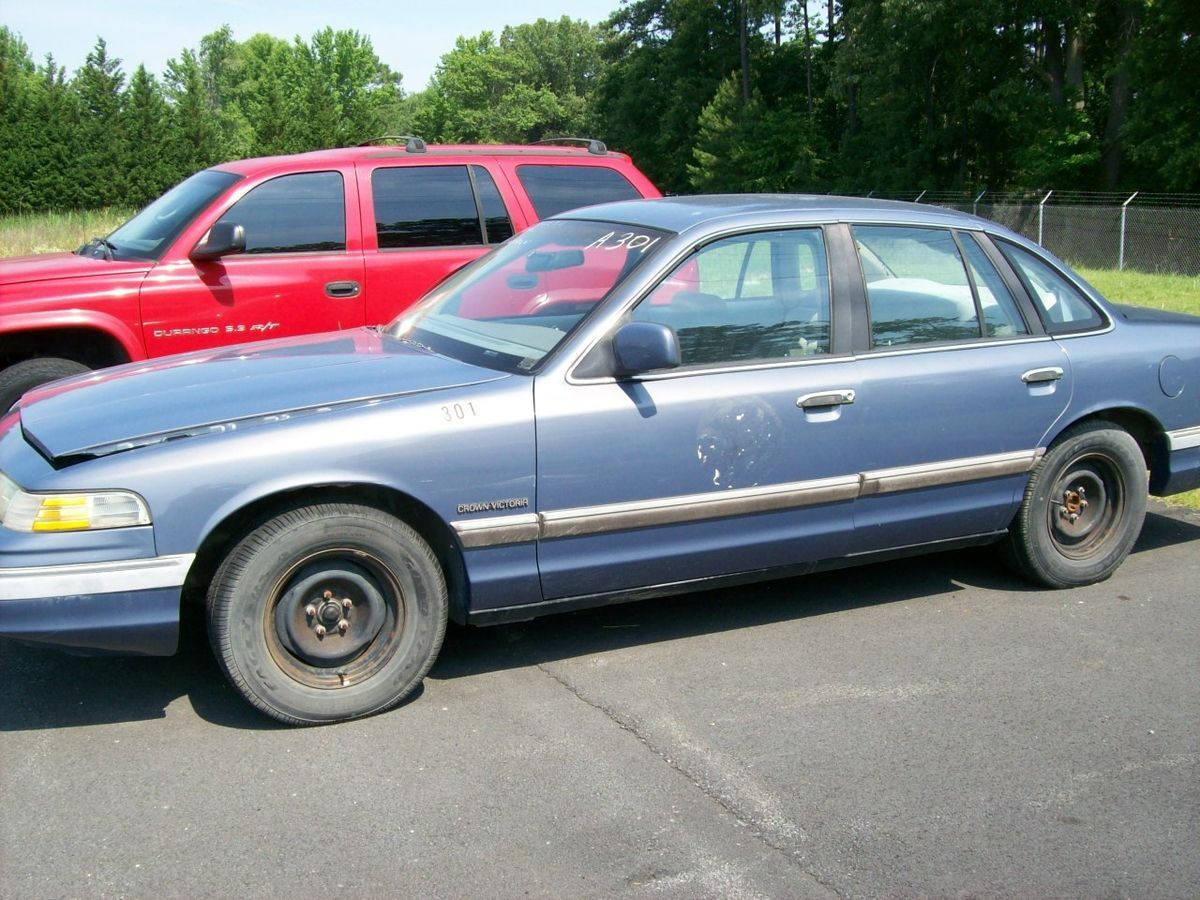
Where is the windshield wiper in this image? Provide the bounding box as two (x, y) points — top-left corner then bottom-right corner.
(78, 237), (119, 261)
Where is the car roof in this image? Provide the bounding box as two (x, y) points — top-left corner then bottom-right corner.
(214, 144), (635, 177)
(557, 193), (995, 235)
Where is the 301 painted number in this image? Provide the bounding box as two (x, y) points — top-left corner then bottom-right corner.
(441, 402), (478, 422)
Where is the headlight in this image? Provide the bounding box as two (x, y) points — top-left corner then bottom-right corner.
(0, 472), (150, 532)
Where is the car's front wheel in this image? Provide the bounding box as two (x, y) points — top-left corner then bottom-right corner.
(1004, 422), (1147, 588)
(206, 503), (448, 725)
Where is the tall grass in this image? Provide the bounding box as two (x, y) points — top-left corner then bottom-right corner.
(0, 207), (134, 257)
(1078, 266), (1200, 317)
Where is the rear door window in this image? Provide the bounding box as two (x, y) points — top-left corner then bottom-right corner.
(516, 165), (641, 218)
(372, 166), (482, 248)
(854, 226), (982, 347)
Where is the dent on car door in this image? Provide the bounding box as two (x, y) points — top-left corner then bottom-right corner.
(534, 226), (866, 600)
(141, 170), (366, 355)
(846, 225), (1072, 553)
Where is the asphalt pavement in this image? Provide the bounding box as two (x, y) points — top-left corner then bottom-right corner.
(2, 503), (1198, 899)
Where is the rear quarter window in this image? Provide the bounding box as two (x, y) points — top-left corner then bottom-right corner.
(516, 165), (641, 218)
(998, 241), (1106, 334)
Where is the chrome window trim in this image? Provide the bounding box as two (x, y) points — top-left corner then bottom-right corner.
(849, 333), (1055, 362)
(451, 448), (1044, 547)
(1166, 425), (1200, 452)
(0, 553), (195, 602)
(568, 333), (1059, 385)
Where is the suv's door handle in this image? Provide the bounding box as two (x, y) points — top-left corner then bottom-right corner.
(325, 280), (361, 299)
(797, 389), (856, 409)
(1021, 367), (1064, 385)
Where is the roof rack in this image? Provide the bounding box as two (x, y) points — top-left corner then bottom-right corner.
(357, 135), (428, 153)
(531, 137), (608, 155)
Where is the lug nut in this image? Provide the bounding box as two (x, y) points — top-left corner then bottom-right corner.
(305, 604), (317, 618)
(342, 598), (353, 610)
(337, 618), (350, 634)
(323, 590), (333, 600)
(315, 624), (327, 637)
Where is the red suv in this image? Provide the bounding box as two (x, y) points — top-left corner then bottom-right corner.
(0, 137), (659, 410)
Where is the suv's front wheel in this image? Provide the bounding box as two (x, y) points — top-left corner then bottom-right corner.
(0, 357), (90, 412)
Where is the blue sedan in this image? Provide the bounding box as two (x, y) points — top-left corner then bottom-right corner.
(1, 196), (1198, 724)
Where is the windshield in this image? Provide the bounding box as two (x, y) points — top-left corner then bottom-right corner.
(387, 219), (672, 373)
(97, 169), (243, 261)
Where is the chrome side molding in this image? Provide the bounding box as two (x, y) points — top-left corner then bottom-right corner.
(452, 448), (1046, 547)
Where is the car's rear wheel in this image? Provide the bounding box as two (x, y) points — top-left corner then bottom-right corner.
(0, 357), (90, 412)
(1004, 422), (1147, 588)
(206, 503), (448, 725)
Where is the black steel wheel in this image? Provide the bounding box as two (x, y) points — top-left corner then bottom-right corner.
(1004, 422), (1147, 588)
(207, 503), (447, 725)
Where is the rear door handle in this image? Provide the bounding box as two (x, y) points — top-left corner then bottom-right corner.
(1021, 367), (1064, 385)
(797, 389), (856, 409)
(325, 280), (361, 299)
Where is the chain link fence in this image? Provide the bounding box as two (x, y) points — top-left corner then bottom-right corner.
(861, 191), (1200, 275)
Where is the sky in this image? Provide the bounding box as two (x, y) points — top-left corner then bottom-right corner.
(1, 0), (624, 91)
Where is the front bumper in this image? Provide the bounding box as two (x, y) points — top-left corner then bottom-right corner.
(0, 554), (193, 656)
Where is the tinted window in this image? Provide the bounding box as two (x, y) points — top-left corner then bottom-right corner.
(373, 166), (482, 248)
(471, 166), (513, 244)
(960, 234), (1028, 337)
(516, 165), (640, 218)
(216, 172), (345, 254)
(855, 226), (981, 347)
(106, 169), (242, 260)
(633, 229), (831, 366)
(999, 241), (1105, 334)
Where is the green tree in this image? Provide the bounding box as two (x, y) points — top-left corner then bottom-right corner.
(164, 49), (227, 174)
(0, 28), (41, 211)
(1122, 0), (1199, 191)
(283, 28), (403, 149)
(122, 65), (176, 206)
(595, 0), (758, 193)
(413, 18), (602, 143)
(73, 38), (127, 207)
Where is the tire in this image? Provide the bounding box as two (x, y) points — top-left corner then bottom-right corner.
(1004, 422), (1147, 588)
(0, 357), (91, 412)
(206, 503), (448, 725)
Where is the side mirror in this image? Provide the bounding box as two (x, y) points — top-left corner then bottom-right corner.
(612, 321), (680, 377)
(191, 221), (246, 262)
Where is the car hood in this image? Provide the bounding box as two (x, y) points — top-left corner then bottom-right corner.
(19, 328), (509, 463)
(0, 252), (153, 287)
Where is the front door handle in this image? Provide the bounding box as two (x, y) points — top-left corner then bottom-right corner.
(797, 389), (856, 409)
(1021, 367), (1064, 385)
(325, 280), (361, 299)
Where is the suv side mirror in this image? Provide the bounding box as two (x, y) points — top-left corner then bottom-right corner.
(191, 222), (246, 262)
(612, 321), (681, 377)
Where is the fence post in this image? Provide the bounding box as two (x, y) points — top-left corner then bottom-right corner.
(914, 190), (926, 203)
(1119, 192), (1139, 270)
(1038, 191), (1053, 245)
(973, 190), (986, 217)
